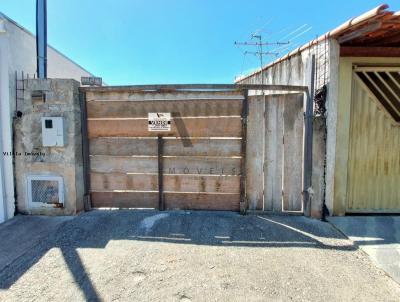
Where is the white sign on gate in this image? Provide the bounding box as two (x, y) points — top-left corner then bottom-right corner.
(148, 113), (171, 131)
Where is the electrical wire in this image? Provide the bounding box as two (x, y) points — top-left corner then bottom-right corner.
(280, 24), (309, 41)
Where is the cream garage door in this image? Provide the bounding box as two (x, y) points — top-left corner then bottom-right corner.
(347, 67), (400, 213)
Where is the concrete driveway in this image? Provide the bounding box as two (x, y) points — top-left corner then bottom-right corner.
(0, 211), (399, 302)
(330, 216), (400, 284)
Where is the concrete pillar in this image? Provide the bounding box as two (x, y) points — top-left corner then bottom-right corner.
(311, 116), (326, 218)
(325, 39), (340, 215)
(14, 79), (84, 215)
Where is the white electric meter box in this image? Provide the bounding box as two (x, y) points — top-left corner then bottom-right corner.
(41, 117), (65, 147)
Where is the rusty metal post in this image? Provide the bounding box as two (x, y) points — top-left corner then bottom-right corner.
(240, 90), (249, 214)
(157, 135), (164, 211)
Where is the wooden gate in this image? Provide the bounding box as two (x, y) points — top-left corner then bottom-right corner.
(84, 88), (245, 211)
(347, 67), (400, 213)
(246, 93), (305, 212)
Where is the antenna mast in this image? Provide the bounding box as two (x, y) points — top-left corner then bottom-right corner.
(235, 35), (289, 91)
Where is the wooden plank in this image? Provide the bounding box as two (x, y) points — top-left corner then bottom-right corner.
(164, 192), (240, 211)
(89, 138), (242, 156)
(83, 84), (307, 94)
(246, 95), (264, 210)
(85, 90), (245, 102)
(90, 173), (240, 193)
(163, 138), (241, 157)
(89, 137), (157, 156)
(90, 156), (157, 173)
(90, 173), (158, 191)
(91, 191), (240, 210)
(90, 156), (241, 175)
(163, 175), (240, 193)
(87, 99), (243, 118)
(264, 95), (284, 212)
(340, 46), (400, 57)
(283, 94), (304, 211)
(87, 117), (242, 138)
(91, 192), (158, 208)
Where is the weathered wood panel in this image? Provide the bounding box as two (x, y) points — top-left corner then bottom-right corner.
(89, 137), (241, 157)
(164, 139), (241, 157)
(264, 95), (284, 211)
(85, 90), (244, 102)
(87, 99), (242, 118)
(90, 173), (158, 191)
(164, 193), (240, 211)
(90, 137), (157, 156)
(282, 94), (304, 211)
(91, 191), (240, 210)
(91, 192), (158, 208)
(246, 95), (264, 210)
(87, 117), (242, 138)
(90, 156), (241, 175)
(86, 90), (244, 211)
(91, 173), (240, 193)
(163, 175), (239, 193)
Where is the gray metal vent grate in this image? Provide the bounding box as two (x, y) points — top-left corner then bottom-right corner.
(355, 69), (400, 122)
(27, 175), (64, 208)
(31, 180), (59, 204)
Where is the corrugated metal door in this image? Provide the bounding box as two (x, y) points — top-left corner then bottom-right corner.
(347, 67), (400, 213)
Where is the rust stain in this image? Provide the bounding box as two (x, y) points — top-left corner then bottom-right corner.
(103, 174), (109, 190)
(200, 176), (206, 192)
(215, 178), (221, 192)
(174, 175), (181, 191)
(126, 175), (134, 190)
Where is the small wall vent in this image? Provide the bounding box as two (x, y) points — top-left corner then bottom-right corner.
(27, 175), (64, 208)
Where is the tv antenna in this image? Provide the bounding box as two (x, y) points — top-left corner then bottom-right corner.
(235, 34), (289, 91)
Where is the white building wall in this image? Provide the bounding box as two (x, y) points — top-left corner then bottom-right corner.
(0, 20), (13, 222)
(0, 13), (93, 223)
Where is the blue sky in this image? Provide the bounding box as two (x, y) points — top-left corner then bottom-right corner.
(1, 1), (399, 85)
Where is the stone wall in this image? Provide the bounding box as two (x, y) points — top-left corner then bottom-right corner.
(14, 79), (84, 215)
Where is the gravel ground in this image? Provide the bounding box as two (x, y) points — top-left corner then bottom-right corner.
(0, 210), (399, 302)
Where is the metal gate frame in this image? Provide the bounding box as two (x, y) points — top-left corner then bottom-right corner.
(79, 84), (309, 214)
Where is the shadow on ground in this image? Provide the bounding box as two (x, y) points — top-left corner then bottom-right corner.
(0, 210), (356, 301)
